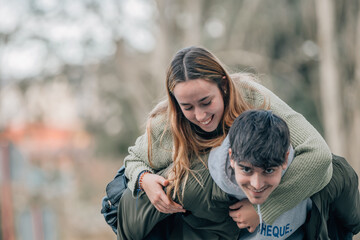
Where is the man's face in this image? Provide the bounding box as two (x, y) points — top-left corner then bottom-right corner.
(229, 149), (287, 205)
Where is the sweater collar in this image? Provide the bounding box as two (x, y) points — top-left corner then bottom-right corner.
(190, 122), (224, 139)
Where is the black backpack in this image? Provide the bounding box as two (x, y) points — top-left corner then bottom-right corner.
(101, 165), (128, 234)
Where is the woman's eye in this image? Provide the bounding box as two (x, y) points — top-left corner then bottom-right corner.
(264, 168), (274, 174)
(203, 101), (211, 106)
(184, 106), (193, 111)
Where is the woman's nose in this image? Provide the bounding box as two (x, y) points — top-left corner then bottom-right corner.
(195, 108), (207, 122)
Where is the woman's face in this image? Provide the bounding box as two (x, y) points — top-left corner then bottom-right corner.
(173, 78), (225, 132)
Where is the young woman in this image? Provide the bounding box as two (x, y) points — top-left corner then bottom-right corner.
(118, 46), (333, 239)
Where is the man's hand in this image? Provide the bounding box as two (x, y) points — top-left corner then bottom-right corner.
(142, 173), (186, 214)
(229, 199), (260, 233)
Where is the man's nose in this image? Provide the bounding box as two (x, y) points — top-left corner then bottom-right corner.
(250, 174), (264, 190)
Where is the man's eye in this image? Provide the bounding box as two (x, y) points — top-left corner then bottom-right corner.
(264, 168), (274, 174)
(241, 167), (252, 173)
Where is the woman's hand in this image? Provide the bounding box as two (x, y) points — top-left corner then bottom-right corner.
(142, 173), (186, 214)
(229, 199), (260, 233)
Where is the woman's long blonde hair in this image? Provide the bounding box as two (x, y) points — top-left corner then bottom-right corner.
(147, 46), (253, 202)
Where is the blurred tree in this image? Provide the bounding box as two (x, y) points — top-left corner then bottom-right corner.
(315, 0), (345, 155)
(0, 0), (359, 170)
(349, 2), (360, 171)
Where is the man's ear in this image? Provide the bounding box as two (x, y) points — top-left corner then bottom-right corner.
(229, 148), (235, 169)
(282, 150), (290, 170)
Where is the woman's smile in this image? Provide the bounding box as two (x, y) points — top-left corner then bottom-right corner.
(199, 115), (213, 125)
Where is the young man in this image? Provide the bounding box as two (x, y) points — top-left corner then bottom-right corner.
(209, 110), (360, 239)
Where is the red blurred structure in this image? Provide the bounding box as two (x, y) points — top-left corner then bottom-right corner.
(0, 141), (16, 240)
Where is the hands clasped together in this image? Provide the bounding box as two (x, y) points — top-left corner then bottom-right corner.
(142, 173), (259, 232)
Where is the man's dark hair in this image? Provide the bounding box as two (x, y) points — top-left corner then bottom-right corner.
(229, 110), (290, 169)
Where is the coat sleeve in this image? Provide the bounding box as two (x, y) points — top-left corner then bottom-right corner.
(330, 155), (360, 234)
(124, 113), (174, 197)
(239, 79), (333, 224)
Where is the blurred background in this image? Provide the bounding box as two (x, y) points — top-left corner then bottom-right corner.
(0, 0), (359, 239)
